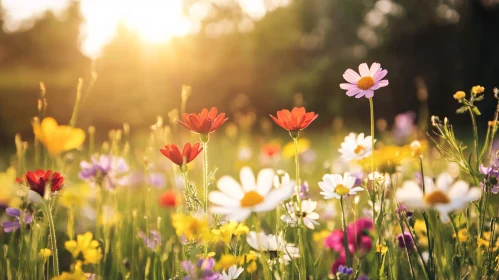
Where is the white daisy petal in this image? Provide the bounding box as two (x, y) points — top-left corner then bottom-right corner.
(209, 191), (240, 207)
(370, 62), (381, 76)
(240, 167), (256, 192)
(340, 83), (357, 90)
(377, 79), (389, 87)
(256, 168), (275, 195)
(217, 176), (244, 199)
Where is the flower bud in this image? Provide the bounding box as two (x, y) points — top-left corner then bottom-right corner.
(431, 116), (440, 126)
(410, 140), (422, 157)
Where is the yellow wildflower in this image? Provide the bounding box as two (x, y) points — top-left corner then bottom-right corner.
(237, 253), (258, 273)
(472, 85), (485, 95)
(413, 220), (428, 247)
(358, 144), (413, 173)
(453, 91), (466, 100)
(59, 183), (91, 209)
(171, 213), (210, 242)
(215, 254), (238, 271)
(376, 244), (388, 254)
(0, 167), (21, 207)
(282, 138), (310, 159)
(212, 222), (249, 244)
(39, 248), (52, 259)
(64, 232), (102, 264)
(452, 228), (468, 243)
(478, 231), (499, 251)
(312, 230), (330, 247)
(33, 117), (85, 157)
(52, 272), (87, 280)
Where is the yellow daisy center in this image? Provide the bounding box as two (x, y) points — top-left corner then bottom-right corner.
(423, 190), (450, 205)
(354, 145), (365, 154)
(357, 76), (375, 90)
(334, 184), (350, 196)
(240, 191), (264, 207)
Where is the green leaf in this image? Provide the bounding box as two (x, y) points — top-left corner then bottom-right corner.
(475, 95), (484, 102)
(456, 106), (467, 114)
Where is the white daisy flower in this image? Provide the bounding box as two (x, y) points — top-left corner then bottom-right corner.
(222, 265), (244, 280)
(338, 132), (374, 161)
(319, 172), (364, 199)
(246, 231), (300, 264)
(395, 172), (481, 222)
(281, 199), (320, 229)
(209, 167), (293, 221)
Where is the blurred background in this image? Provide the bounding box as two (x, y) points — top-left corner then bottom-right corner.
(1, 0), (499, 154)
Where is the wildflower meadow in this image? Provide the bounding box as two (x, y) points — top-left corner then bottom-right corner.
(1, 60), (499, 280)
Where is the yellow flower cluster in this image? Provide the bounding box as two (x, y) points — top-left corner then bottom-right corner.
(211, 221), (249, 244)
(452, 228), (468, 243)
(477, 231), (499, 251)
(358, 144), (414, 173)
(33, 117), (85, 157)
(472, 85), (485, 95)
(64, 232), (102, 264)
(52, 261), (88, 280)
(215, 253), (258, 273)
(453, 91), (466, 100)
(39, 248), (52, 259)
(171, 213), (210, 241)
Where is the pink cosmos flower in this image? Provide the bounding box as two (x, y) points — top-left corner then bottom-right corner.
(340, 62), (389, 98)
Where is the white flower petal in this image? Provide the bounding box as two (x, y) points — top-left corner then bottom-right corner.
(256, 168), (275, 196)
(343, 69), (361, 83)
(240, 167), (256, 192)
(217, 176), (244, 199)
(209, 191), (240, 207)
(359, 63), (370, 77)
(370, 62), (381, 76)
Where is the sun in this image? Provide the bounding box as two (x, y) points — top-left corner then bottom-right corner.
(80, 0), (193, 57)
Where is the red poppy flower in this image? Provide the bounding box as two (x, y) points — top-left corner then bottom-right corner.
(17, 170), (64, 197)
(177, 107), (228, 134)
(270, 107), (318, 132)
(160, 142), (203, 167)
(159, 190), (177, 208)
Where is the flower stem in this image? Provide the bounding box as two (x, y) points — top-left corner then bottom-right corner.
(369, 98), (375, 179)
(201, 138), (209, 219)
(292, 133), (307, 279)
(340, 197), (352, 267)
(44, 202), (59, 277)
(418, 157), (426, 194)
(467, 107), (479, 168)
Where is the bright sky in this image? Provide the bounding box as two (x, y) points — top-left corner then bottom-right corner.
(1, 0), (290, 58)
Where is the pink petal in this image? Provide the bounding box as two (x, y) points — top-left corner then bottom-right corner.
(377, 80), (389, 87)
(370, 84), (380, 90)
(374, 69), (388, 82)
(364, 90), (374, 98)
(340, 83), (357, 90)
(343, 69), (361, 83)
(355, 91), (366, 98)
(346, 88), (362, 97)
(358, 63), (370, 77)
(370, 63), (381, 76)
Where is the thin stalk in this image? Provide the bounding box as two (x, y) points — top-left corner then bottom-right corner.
(69, 78), (83, 127)
(419, 157), (426, 194)
(369, 98), (375, 179)
(467, 107), (479, 169)
(254, 216), (271, 279)
(422, 212), (434, 280)
(292, 134), (307, 279)
(340, 197), (352, 267)
(201, 139), (209, 219)
(44, 203), (59, 277)
(398, 221), (416, 279)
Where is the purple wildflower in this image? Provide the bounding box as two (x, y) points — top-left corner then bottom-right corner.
(300, 181), (311, 200)
(128, 171), (166, 189)
(182, 258), (222, 280)
(392, 111), (416, 144)
(358, 275), (369, 280)
(138, 230), (162, 250)
(79, 155), (129, 190)
(479, 163), (499, 194)
(1, 207), (33, 233)
(337, 265), (353, 276)
(397, 232), (414, 251)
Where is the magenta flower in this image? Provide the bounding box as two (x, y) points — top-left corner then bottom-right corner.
(324, 217), (374, 255)
(340, 62), (389, 98)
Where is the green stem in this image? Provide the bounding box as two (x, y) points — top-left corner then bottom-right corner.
(369, 98), (375, 178)
(419, 157), (426, 194)
(467, 107), (479, 169)
(340, 197), (352, 267)
(292, 134), (307, 279)
(201, 139), (209, 219)
(69, 79), (83, 128)
(398, 220), (416, 279)
(44, 203), (59, 277)
(422, 212), (434, 280)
